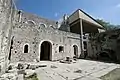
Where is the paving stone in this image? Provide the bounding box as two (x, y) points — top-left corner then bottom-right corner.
(34, 60), (120, 80)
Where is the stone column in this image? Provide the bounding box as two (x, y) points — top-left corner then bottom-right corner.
(0, 0), (14, 75)
(79, 18), (84, 58)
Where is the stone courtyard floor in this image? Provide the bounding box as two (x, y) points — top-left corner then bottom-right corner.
(34, 59), (120, 80)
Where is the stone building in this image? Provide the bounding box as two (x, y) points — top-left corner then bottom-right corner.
(9, 9), (104, 62)
(10, 11), (81, 62)
(0, 0), (105, 75)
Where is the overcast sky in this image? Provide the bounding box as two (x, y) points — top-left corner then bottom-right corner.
(16, 0), (120, 25)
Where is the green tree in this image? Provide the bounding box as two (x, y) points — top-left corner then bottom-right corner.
(96, 19), (120, 30)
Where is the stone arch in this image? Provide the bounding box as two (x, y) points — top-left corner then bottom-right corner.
(26, 20), (36, 26)
(40, 23), (47, 28)
(39, 40), (52, 61)
(23, 43), (30, 53)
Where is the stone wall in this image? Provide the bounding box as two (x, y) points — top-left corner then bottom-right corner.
(0, 0), (15, 75)
(10, 11), (81, 62)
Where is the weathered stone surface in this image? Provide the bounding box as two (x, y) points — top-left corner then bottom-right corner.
(24, 69), (35, 77)
(17, 63), (24, 70)
(35, 60), (120, 80)
(17, 70), (25, 74)
(0, 73), (18, 80)
(0, 0), (15, 75)
(18, 74), (24, 80)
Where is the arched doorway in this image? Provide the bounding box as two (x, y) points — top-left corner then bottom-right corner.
(40, 41), (52, 61)
(73, 45), (78, 57)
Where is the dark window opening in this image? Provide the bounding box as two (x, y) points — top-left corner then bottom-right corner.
(24, 45), (28, 53)
(15, 51), (17, 53)
(73, 45), (78, 56)
(83, 41), (87, 49)
(59, 46), (64, 52)
(32, 42), (35, 44)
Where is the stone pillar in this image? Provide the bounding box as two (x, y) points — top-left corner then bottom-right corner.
(0, 0), (14, 75)
(79, 18), (84, 58)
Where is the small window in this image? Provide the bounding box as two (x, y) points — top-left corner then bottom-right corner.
(59, 46), (64, 52)
(40, 23), (46, 28)
(24, 44), (28, 53)
(27, 20), (35, 26)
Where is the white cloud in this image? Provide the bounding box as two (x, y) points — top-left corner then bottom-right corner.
(116, 4), (120, 8)
(54, 13), (58, 17)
